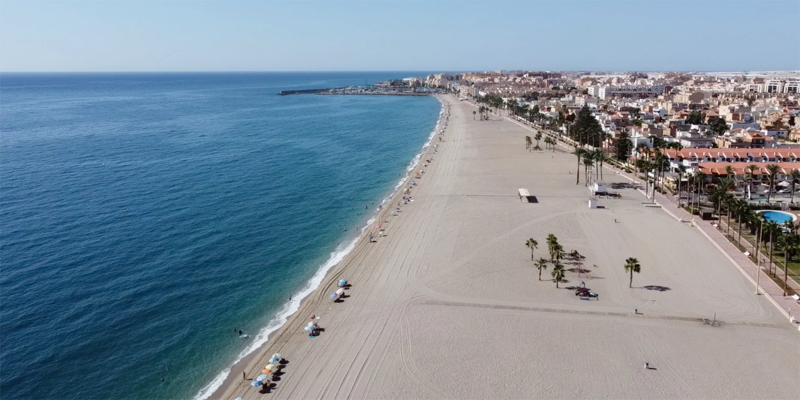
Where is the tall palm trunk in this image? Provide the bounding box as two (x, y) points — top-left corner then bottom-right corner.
(737, 214), (743, 249)
(727, 207), (732, 237)
(755, 224), (761, 265)
(784, 247), (790, 296)
(769, 233), (775, 277)
(576, 158), (581, 185)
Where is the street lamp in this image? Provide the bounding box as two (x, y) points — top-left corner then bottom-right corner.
(755, 218), (763, 295)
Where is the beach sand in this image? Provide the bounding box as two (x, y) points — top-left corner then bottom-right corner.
(213, 95), (799, 400)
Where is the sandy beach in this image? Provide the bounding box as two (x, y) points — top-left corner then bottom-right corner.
(213, 95), (799, 400)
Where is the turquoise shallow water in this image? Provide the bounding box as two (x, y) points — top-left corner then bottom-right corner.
(0, 72), (441, 399)
(760, 210), (795, 224)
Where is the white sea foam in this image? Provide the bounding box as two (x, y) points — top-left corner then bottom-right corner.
(194, 97), (445, 400)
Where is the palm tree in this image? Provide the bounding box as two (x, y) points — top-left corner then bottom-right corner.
(624, 257), (641, 288)
(553, 244), (565, 263)
(473, 110), (476, 120)
(746, 164), (758, 200)
(694, 171), (707, 210)
(534, 132), (542, 150)
(766, 164), (780, 203)
(551, 262), (565, 288)
(546, 234), (558, 261)
(724, 193), (735, 237)
(734, 200), (749, 249)
(535, 257), (549, 281)
(595, 150), (603, 180)
(525, 136), (532, 151)
(654, 152), (669, 196)
(525, 238), (538, 260)
(573, 148), (585, 185)
(640, 160), (654, 199)
(790, 169), (800, 204)
(711, 177), (734, 218)
(777, 232), (795, 295)
(765, 220), (780, 276)
(582, 151), (595, 185)
(677, 165), (687, 207)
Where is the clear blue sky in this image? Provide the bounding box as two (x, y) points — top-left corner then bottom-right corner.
(1, 0), (798, 72)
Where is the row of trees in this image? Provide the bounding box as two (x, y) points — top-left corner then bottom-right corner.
(633, 145), (671, 199)
(572, 148), (607, 185)
(676, 164), (800, 207)
(708, 195), (797, 295)
(526, 235), (643, 288)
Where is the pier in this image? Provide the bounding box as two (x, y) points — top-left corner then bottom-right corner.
(278, 85), (439, 96)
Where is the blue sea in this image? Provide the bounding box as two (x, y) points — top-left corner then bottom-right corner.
(0, 72), (441, 400)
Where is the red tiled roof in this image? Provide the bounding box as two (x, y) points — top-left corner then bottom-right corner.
(697, 162), (800, 176)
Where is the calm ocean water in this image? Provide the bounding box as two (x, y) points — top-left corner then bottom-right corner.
(0, 72), (441, 399)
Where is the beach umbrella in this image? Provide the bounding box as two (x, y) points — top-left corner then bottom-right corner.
(269, 357), (279, 363)
(251, 380), (263, 387)
(308, 321), (316, 327)
(329, 293), (337, 299)
(235, 397), (243, 400)
(304, 325), (314, 331)
(336, 288), (345, 296)
(266, 363), (279, 372)
(256, 374), (268, 381)
(338, 279), (347, 286)
(271, 353), (282, 360)
(262, 368), (271, 374)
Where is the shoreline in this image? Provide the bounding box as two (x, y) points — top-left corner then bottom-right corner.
(207, 94), (796, 400)
(197, 96), (449, 400)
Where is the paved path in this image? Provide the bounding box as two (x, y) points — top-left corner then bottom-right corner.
(715, 218), (800, 294)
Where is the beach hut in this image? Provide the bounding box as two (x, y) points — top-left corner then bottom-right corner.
(518, 188), (530, 202)
(591, 182), (608, 196)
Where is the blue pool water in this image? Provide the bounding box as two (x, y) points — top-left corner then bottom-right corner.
(0, 72), (442, 400)
(760, 211), (796, 224)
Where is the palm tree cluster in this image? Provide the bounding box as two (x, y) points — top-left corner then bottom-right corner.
(634, 146), (670, 199)
(477, 95), (504, 115)
(543, 136), (557, 152)
(477, 106), (491, 121)
(546, 234), (566, 287)
(572, 148), (607, 186)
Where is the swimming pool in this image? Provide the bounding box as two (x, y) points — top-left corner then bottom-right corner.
(758, 210), (797, 224)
